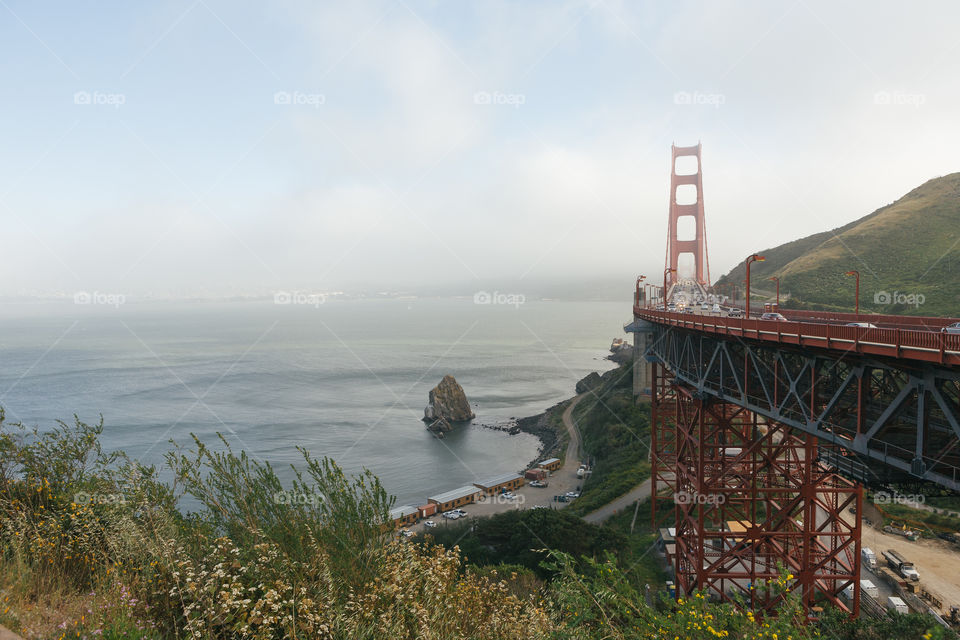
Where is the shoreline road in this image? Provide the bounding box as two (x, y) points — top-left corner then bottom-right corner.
(582, 479), (651, 524)
(409, 390), (651, 535)
(561, 393), (586, 469)
(562, 392), (653, 525)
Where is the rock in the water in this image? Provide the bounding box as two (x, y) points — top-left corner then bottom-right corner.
(426, 416), (453, 432)
(576, 371), (602, 394)
(424, 374), (475, 428)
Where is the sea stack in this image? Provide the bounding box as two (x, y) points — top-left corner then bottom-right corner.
(424, 374), (475, 432)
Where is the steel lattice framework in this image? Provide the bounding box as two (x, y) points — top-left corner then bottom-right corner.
(669, 387), (861, 614)
(646, 321), (960, 491)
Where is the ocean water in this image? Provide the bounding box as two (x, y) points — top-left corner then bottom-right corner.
(0, 298), (625, 507)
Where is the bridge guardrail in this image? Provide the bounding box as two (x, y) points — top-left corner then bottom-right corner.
(634, 308), (960, 367)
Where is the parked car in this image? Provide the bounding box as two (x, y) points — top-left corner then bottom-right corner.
(942, 322), (960, 334)
(529, 480), (546, 488)
(442, 511), (460, 520)
(846, 322), (878, 328)
(760, 312), (788, 321)
(424, 520), (436, 528)
(401, 529), (415, 538)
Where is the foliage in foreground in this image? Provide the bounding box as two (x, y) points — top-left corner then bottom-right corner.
(0, 412), (951, 640)
(426, 508), (626, 578)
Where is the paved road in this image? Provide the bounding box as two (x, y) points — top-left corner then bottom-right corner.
(561, 391), (653, 525)
(561, 393), (585, 468)
(583, 478), (652, 524)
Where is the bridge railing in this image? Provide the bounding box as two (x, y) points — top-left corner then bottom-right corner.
(634, 308), (960, 366)
(781, 309), (960, 330)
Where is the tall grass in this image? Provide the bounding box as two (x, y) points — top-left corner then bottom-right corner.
(0, 413), (556, 639)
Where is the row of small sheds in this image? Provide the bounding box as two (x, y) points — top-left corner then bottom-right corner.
(390, 457), (563, 526)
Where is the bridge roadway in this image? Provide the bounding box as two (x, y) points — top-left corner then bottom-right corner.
(635, 307), (960, 367)
(632, 300), (960, 492)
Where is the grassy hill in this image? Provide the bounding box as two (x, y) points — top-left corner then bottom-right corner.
(716, 173), (960, 316)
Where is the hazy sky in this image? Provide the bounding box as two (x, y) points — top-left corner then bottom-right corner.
(2, 0), (959, 298)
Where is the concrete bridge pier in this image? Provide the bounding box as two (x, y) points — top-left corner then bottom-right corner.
(625, 318), (655, 398)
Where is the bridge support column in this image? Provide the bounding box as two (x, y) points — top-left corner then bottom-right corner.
(625, 318), (656, 398)
(669, 388), (861, 617)
(650, 362), (678, 532)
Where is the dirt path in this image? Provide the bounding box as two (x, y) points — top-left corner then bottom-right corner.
(862, 523), (960, 610)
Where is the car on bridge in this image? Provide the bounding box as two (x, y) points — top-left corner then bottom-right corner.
(942, 322), (960, 334)
(760, 312), (788, 321)
(847, 322), (879, 329)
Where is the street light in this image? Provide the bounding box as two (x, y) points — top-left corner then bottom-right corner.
(745, 254), (765, 318)
(663, 267), (676, 308)
(845, 270), (860, 315)
(768, 276), (780, 308)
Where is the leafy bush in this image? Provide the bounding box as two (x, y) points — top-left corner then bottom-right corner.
(426, 508), (625, 578)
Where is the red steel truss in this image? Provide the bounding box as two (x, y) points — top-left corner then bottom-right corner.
(650, 362), (678, 531)
(668, 386), (862, 616)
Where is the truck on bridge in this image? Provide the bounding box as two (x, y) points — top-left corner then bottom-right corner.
(883, 549), (920, 581)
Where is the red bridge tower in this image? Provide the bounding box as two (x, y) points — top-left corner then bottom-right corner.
(665, 143), (710, 289)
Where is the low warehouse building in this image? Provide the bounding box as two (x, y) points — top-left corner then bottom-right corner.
(473, 472), (524, 495)
(525, 468), (546, 482)
(427, 485), (481, 512)
(390, 505), (419, 528)
(539, 457), (561, 472)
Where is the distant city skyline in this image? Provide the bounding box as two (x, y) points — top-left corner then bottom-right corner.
(2, 1), (959, 299)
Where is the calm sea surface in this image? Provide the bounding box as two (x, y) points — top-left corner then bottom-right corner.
(0, 298), (625, 507)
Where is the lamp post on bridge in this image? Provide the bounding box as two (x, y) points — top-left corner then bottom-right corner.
(845, 270), (860, 316)
(768, 276), (780, 309)
(663, 267), (676, 308)
(745, 254), (765, 319)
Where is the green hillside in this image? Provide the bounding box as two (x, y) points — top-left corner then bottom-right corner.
(716, 173), (960, 316)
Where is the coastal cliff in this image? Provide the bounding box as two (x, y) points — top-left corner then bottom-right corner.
(424, 374), (475, 431)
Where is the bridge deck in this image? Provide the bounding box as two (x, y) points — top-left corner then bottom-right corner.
(634, 308), (960, 367)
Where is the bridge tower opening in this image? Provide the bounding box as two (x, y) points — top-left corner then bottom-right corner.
(665, 143), (710, 289)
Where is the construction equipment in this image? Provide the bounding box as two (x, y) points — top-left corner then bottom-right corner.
(884, 524), (921, 541)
